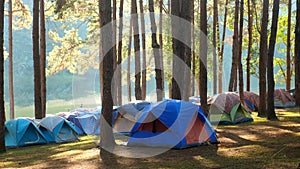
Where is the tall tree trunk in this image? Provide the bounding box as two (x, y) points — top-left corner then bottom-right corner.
(234, 72), (238, 91)
(295, 0), (300, 105)
(238, 0), (244, 103)
(171, 0), (182, 100)
(168, 0), (170, 13)
(200, 0), (208, 116)
(112, 0), (117, 105)
(139, 0), (147, 100)
(191, 0), (195, 96)
(219, 0), (228, 94)
(8, 0), (14, 120)
(40, 0), (46, 118)
(267, 0), (279, 120)
(117, 0), (124, 105)
(132, 0), (142, 100)
(215, 1), (221, 94)
(33, 0), (42, 119)
(286, 0), (292, 90)
(0, 0), (6, 153)
(127, 18), (133, 102)
(258, 0), (269, 117)
(228, 0), (239, 92)
(182, 1), (192, 101)
(212, 0), (218, 95)
(171, 0), (191, 100)
(246, 0), (253, 91)
(99, 0), (115, 148)
(167, 0), (172, 98)
(149, 0), (163, 101)
(159, 0), (165, 99)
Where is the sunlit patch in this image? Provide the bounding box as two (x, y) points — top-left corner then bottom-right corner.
(218, 137), (238, 144)
(50, 149), (84, 159)
(193, 156), (220, 168)
(218, 145), (272, 158)
(256, 126), (295, 136)
(0, 161), (14, 168)
(238, 134), (259, 141)
(294, 132), (300, 136)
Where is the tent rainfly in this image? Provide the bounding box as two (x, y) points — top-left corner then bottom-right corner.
(5, 118), (47, 147)
(38, 116), (79, 143)
(127, 99), (218, 149)
(208, 92), (253, 125)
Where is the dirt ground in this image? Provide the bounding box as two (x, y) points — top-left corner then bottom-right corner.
(1, 110), (300, 169)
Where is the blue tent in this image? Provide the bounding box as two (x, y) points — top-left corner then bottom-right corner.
(113, 100), (151, 134)
(38, 116), (79, 143)
(128, 99), (218, 149)
(58, 108), (102, 135)
(76, 113), (101, 135)
(66, 114), (85, 135)
(5, 118), (47, 147)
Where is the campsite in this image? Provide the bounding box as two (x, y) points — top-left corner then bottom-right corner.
(0, 0), (300, 169)
(1, 109), (299, 168)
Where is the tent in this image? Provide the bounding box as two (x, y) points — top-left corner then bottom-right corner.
(38, 116), (79, 143)
(57, 108), (102, 135)
(288, 89), (295, 98)
(65, 113), (85, 135)
(242, 91), (260, 111)
(208, 92), (253, 125)
(5, 118), (47, 147)
(189, 96), (201, 103)
(76, 113), (101, 135)
(274, 89), (295, 108)
(113, 100), (151, 134)
(127, 99), (218, 149)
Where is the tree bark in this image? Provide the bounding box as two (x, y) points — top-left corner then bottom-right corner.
(258, 0), (269, 117)
(212, 0), (218, 95)
(0, 0), (6, 153)
(112, 0), (117, 105)
(267, 0), (279, 120)
(8, 0), (14, 120)
(139, 0), (147, 100)
(200, 0), (208, 116)
(159, 0), (165, 99)
(132, 0), (142, 100)
(149, 0), (163, 101)
(295, 0), (300, 106)
(182, 1), (192, 101)
(99, 0), (115, 148)
(191, 0), (195, 96)
(228, 0), (239, 92)
(117, 0), (124, 105)
(127, 17), (133, 102)
(286, 0), (292, 90)
(171, 0), (182, 100)
(33, 0), (42, 119)
(238, 0), (244, 103)
(171, 0), (191, 100)
(40, 0), (46, 118)
(219, 0), (228, 94)
(246, 0), (253, 91)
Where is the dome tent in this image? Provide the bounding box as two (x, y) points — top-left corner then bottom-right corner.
(274, 89), (296, 108)
(5, 118), (47, 147)
(38, 116), (79, 143)
(127, 99), (218, 149)
(208, 92), (253, 125)
(113, 100), (151, 134)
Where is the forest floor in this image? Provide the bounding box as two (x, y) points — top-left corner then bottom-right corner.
(1, 107), (300, 169)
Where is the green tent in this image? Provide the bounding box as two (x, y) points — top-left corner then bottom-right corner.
(208, 93), (253, 125)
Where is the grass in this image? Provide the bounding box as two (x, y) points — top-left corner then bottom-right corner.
(5, 98), (101, 118)
(1, 108), (300, 168)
